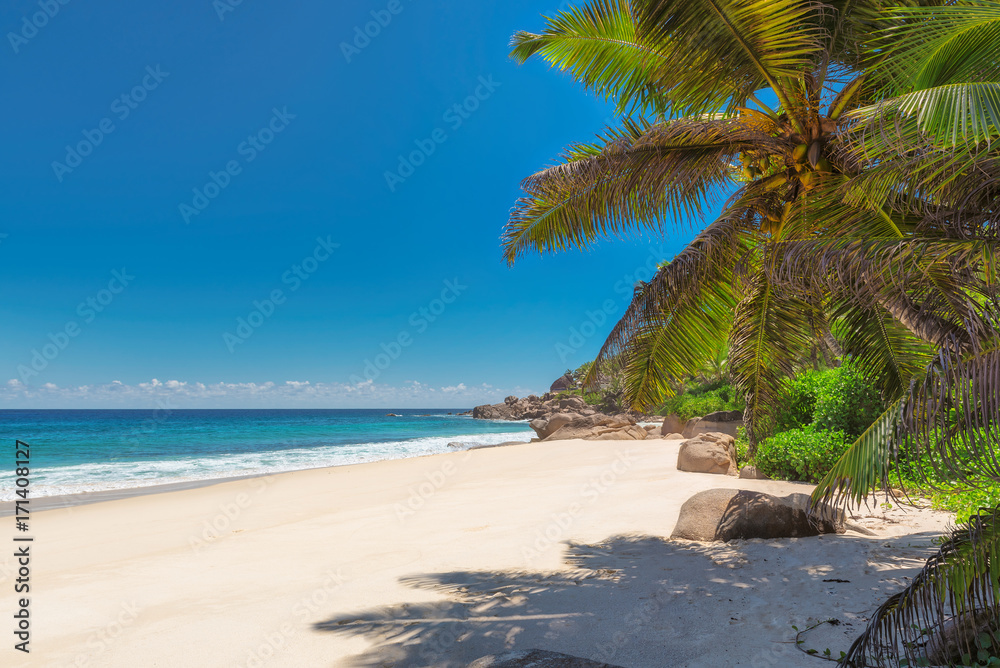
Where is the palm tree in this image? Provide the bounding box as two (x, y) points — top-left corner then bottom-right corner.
(506, 0), (1000, 664)
(503, 0), (968, 455)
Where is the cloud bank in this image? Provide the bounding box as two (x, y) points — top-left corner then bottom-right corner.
(1, 378), (540, 409)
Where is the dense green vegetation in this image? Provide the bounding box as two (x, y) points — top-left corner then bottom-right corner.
(755, 426), (850, 483)
(749, 363), (881, 482)
(656, 379), (743, 420)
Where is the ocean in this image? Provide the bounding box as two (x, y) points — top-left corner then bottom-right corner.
(0, 409), (532, 501)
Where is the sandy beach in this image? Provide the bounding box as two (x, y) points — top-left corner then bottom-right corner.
(1, 437), (952, 667)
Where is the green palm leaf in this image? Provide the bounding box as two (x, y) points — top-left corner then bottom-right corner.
(811, 396), (905, 509)
(849, 83), (1000, 149)
(584, 201), (754, 405)
(875, 1), (1000, 92)
(502, 116), (786, 264)
(837, 509), (1000, 667)
(728, 266), (817, 449)
(510, 0), (680, 114)
(634, 0), (824, 125)
(832, 300), (935, 400)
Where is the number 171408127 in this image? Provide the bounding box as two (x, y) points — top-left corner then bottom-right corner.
(14, 440), (30, 523)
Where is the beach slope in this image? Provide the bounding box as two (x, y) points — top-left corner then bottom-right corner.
(0, 438), (950, 667)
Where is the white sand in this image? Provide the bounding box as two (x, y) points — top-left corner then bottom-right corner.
(0, 438), (952, 667)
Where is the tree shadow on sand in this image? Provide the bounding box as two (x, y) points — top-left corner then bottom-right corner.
(314, 531), (945, 667)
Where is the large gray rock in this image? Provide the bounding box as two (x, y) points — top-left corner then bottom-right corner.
(671, 488), (846, 542)
(559, 396), (588, 411)
(469, 649), (624, 668)
(676, 433), (737, 475)
(545, 414), (647, 441)
(472, 403), (516, 420)
(684, 410), (744, 439)
(681, 417), (703, 439)
(529, 412), (583, 440)
(660, 414), (685, 436)
(702, 410), (744, 422)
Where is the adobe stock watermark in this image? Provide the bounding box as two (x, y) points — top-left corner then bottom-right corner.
(7, 0), (72, 54)
(555, 243), (670, 363)
(394, 451), (471, 523)
(340, 0), (408, 63)
(213, 0), (246, 21)
(521, 450), (633, 563)
(591, 583), (678, 663)
(189, 475), (277, 553)
(237, 569), (347, 668)
(51, 65), (170, 182)
(16, 268), (134, 383)
(179, 106), (296, 224)
(349, 278), (466, 383)
(384, 75), (500, 192)
(222, 236), (338, 352)
(66, 601), (141, 668)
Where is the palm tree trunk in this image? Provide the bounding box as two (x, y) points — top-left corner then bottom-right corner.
(876, 293), (969, 350)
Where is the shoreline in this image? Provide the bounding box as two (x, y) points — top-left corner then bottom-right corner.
(0, 438), (534, 516)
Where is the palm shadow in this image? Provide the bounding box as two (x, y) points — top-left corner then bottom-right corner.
(313, 531), (945, 667)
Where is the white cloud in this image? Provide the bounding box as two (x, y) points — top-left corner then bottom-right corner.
(0, 378), (541, 409)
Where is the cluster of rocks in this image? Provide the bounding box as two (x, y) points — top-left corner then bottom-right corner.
(470, 394), (586, 421)
(472, 394), (651, 441)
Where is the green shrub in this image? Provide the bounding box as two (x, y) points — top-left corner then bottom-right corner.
(930, 480), (1000, 524)
(656, 381), (744, 421)
(734, 426), (749, 466)
(775, 371), (824, 431)
(755, 426), (850, 483)
(774, 364), (885, 438)
(812, 367), (884, 438)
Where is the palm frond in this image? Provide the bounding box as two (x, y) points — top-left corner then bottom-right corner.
(873, 2), (1000, 93)
(811, 396), (906, 509)
(838, 509), (1000, 668)
(632, 0), (825, 120)
(728, 265), (817, 449)
(509, 0), (679, 114)
(848, 83), (1000, 150)
(584, 200), (756, 405)
(832, 300), (935, 400)
(502, 116), (787, 264)
(814, 340), (1000, 509)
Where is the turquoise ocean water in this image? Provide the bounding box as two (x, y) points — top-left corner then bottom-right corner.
(0, 409), (532, 500)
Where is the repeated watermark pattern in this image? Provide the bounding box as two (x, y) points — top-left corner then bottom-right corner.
(179, 106), (296, 224)
(384, 76), (500, 191)
(237, 569), (347, 668)
(16, 268), (135, 383)
(213, 0), (246, 22)
(521, 450), (634, 563)
(65, 601), (141, 668)
(349, 278), (466, 383)
(222, 236), (338, 352)
(555, 242), (671, 363)
(394, 450), (472, 523)
(340, 0), (408, 63)
(52, 65), (170, 182)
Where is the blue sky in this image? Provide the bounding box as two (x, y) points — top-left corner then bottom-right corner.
(0, 0), (699, 408)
